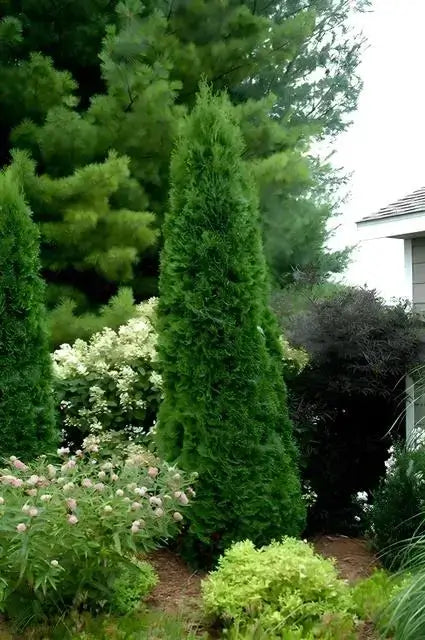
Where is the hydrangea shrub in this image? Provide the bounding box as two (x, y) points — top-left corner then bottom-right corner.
(53, 298), (161, 444)
(202, 538), (355, 638)
(0, 441), (193, 624)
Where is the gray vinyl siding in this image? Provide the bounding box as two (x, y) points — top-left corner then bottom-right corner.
(412, 238), (425, 427)
(412, 238), (425, 309)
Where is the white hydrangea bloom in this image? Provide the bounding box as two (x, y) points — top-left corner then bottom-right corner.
(53, 299), (161, 441)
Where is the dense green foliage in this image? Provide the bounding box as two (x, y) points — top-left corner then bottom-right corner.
(286, 287), (422, 532)
(0, 0), (368, 342)
(156, 87), (305, 562)
(367, 442), (425, 569)
(351, 570), (406, 637)
(202, 538), (356, 638)
(109, 561), (158, 615)
(0, 171), (56, 459)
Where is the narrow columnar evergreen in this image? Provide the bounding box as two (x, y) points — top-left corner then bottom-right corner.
(157, 87), (305, 562)
(0, 172), (57, 459)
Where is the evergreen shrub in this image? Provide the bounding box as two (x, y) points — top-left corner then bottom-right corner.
(156, 86), (305, 562)
(0, 171), (56, 459)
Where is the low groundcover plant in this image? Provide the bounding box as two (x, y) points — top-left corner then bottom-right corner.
(0, 440), (194, 626)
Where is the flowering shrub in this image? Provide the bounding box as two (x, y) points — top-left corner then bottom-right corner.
(366, 437), (425, 569)
(53, 299), (161, 444)
(279, 336), (309, 380)
(202, 538), (355, 638)
(0, 442), (193, 625)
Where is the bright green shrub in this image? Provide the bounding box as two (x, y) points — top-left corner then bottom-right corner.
(0, 442), (193, 625)
(367, 441), (425, 568)
(202, 538), (355, 638)
(109, 560), (158, 615)
(53, 298), (160, 445)
(0, 171), (57, 460)
(156, 86), (305, 562)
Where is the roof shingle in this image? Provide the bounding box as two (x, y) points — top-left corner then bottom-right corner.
(361, 186), (425, 222)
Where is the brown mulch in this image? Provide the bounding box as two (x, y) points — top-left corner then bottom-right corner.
(313, 535), (379, 583)
(147, 549), (205, 615)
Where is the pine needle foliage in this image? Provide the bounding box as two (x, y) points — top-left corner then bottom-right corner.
(156, 87), (305, 563)
(0, 171), (57, 459)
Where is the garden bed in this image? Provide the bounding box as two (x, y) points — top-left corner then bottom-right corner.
(145, 537), (381, 639)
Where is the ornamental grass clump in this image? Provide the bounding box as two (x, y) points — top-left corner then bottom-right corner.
(156, 85), (305, 563)
(0, 442), (193, 626)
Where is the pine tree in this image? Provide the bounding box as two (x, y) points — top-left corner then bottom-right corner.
(0, 170), (57, 459)
(157, 87), (305, 563)
(0, 1), (368, 342)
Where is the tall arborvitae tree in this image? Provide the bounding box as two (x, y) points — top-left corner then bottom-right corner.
(0, 170), (57, 459)
(157, 87), (305, 563)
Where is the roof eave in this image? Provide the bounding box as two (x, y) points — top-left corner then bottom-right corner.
(357, 209), (425, 241)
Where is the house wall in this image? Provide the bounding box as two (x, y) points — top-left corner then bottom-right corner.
(412, 238), (425, 311)
(409, 238), (425, 434)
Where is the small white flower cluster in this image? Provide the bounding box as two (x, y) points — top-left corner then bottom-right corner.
(53, 298), (161, 440)
(302, 481), (318, 508)
(353, 490), (372, 522)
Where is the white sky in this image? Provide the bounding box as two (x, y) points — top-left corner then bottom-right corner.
(330, 0), (425, 300)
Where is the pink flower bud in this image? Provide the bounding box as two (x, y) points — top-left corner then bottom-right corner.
(13, 459), (29, 472)
(81, 478), (92, 488)
(68, 514), (78, 525)
(47, 465), (56, 478)
(27, 475), (39, 486)
(131, 520), (140, 534)
(93, 483), (105, 492)
(148, 467), (159, 478)
(111, 473), (119, 482)
(178, 492), (189, 506)
(16, 523), (27, 533)
(173, 512), (183, 522)
(57, 447), (70, 456)
(26, 489), (37, 497)
(28, 507), (38, 517)
(66, 498), (77, 511)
